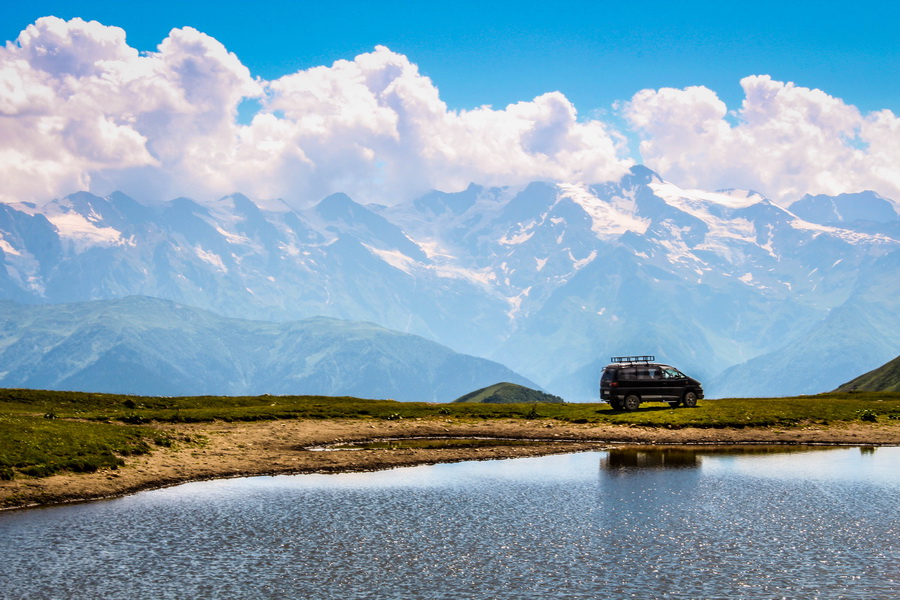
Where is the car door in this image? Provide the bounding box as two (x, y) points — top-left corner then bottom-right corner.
(659, 366), (685, 399)
(645, 366), (665, 399)
(635, 365), (660, 400)
(619, 367), (637, 396)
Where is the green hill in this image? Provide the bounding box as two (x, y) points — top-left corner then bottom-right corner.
(452, 382), (564, 404)
(834, 356), (900, 392)
(0, 297), (538, 402)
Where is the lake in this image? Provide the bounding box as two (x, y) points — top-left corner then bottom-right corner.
(1, 446), (897, 599)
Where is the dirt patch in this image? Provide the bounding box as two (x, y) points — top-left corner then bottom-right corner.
(2, 418), (898, 510)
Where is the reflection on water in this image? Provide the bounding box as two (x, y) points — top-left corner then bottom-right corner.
(602, 447), (702, 469)
(595, 445), (899, 599)
(600, 444), (838, 471)
(1, 446), (898, 600)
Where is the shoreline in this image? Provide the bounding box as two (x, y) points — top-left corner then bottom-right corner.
(3, 418), (899, 511)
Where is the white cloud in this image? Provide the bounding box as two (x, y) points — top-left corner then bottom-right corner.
(624, 75), (900, 203)
(234, 46), (633, 204)
(0, 19), (631, 206)
(1, 17), (896, 208)
(0, 17), (261, 204)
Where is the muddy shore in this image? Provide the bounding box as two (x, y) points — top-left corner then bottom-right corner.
(3, 418), (898, 511)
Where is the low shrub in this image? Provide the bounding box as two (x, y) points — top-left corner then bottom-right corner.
(20, 464), (56, 478)
(857, 409), (878, 422)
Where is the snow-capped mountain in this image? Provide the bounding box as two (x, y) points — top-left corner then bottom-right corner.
(1, 166), (897, 399)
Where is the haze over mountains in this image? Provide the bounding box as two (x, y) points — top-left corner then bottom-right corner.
(1, 166), (897, 400)
(0, 296), (535, 401)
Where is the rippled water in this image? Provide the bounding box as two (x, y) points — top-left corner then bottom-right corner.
(1, 446), (898, 599)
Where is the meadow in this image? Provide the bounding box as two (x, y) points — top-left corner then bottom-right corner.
(2, 388), (898, 480)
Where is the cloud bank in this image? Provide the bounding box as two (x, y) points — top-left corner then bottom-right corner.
(1, 17), (898, 207)
(624, 76), (900, 203)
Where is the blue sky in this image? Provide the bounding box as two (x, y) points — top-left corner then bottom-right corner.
(1, 1), (898, 206)
(6, 0), (897, 114)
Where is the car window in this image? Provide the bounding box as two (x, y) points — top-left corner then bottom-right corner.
(635, 368), (659, 380)
(663, 368), (685, 379)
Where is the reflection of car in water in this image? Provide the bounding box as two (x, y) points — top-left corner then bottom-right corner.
(601, 448), (702, 470)
(600, 355), (704, 410)
(600, 445), (837, 471)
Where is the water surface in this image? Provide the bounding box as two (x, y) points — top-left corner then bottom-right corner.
(1, 446), (897, 599)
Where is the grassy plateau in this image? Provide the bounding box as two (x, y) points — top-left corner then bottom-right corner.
(1, 388), (898, 480)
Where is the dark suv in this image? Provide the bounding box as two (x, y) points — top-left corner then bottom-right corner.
(600, 355), (703, 411)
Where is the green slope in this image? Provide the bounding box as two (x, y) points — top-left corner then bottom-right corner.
(452, 382), (564, 404)
(834, 356), (900, 392)
(0, 296), (538, 401)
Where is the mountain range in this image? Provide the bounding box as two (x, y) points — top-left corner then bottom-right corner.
(0, 296), (535, 401)
(1, 165), (897, 400)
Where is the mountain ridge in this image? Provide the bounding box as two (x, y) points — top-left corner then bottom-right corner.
(1, 165), (897, 400)
(0, 296), (538, 401)
(833, 356), (900, 393)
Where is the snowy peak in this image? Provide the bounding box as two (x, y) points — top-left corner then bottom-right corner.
(41, 192), (133, 251)
(0, 167), (897, 401)
(790, 191), (899, 225)
(314, 192), (366, 223)
(496, 182), (558, 225)
(558, 183), (650, 239)
(315, 192), (427, 260)
(623, 164), (665, 186)
(413, 183), (482, 217)
(650, 181), (771, 214)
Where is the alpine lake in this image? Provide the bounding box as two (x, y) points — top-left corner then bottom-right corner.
(1, 444), (897, 599)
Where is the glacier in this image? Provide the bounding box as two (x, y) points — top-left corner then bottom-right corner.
(0, 166), (897, 400)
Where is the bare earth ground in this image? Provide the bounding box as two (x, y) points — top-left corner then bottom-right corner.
(3, 418), (899, 510)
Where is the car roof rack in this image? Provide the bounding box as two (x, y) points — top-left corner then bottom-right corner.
(610, 355), (655, 364)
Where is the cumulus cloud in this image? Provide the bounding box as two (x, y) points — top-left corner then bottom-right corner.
(0, 18), (632, 207)
(2, 17), (896, 208)
(233, 46), (633, 204)
(624, 75), (900, 203)
(0, 17), (262, 204)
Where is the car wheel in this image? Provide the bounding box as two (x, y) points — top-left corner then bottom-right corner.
(682, 391), (698, 408)
(623, 394), (640, 411)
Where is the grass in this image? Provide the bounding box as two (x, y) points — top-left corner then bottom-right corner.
(1, 388), (898, 480)
(0, 413), (174, 480)
(452, 382), (564, 404)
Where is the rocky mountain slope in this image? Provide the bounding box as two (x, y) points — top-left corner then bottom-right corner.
(1, 166), (897, 399)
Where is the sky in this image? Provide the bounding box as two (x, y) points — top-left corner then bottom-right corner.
(2, 0), (898, 207)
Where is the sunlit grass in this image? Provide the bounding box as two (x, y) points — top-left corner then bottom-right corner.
(2, 388), (898, 426)
(1, 388), (897, 480)
(0, 413), (173, 480)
